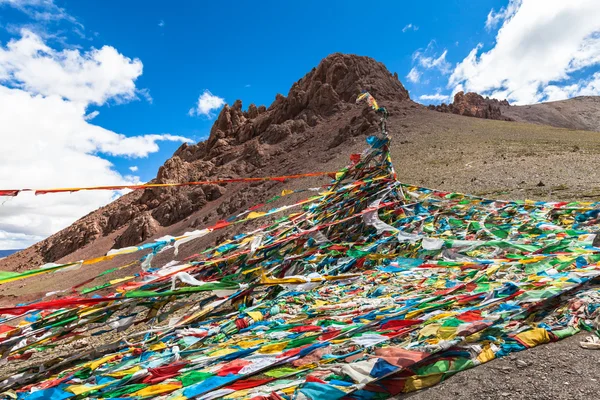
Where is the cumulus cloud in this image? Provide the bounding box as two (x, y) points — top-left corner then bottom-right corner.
(419, 93), (450, 102)
(449, 0), (600, 105)
(0, 30), (190, 249)
(0, 230), (44, 250)
(542, 71), (600, 102)
(406, 67), (421, 83)
(0, 30), (148, 105)
(96, 133), (191, 157)
(129, 166), (139, 172)
(188, 90), (225, 118)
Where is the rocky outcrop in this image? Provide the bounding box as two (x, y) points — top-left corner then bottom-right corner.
(329, 106), (381, 148)
(429, 91), (511, 121)
(0, 53), (412, 270)
(38, 220), (104, 263)
(193, 52), (410, 159)
(113, 213), (160, 248)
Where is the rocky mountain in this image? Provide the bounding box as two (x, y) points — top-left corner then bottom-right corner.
(0, 53), (410, 272)
(428, 91), (512, 120)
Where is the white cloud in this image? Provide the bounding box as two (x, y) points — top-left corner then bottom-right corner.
(0, 0), (81, 25)
(0, 31), (190, 249)
(449, 0), (600, 105)
(402, 23), (418, 33)
(0, 0), (88, 42)
(419, 93), (450, 102)
(0, 230), (44, 250)
(188, 90), (225, 118)
(129, 165), (139, 172)
(417, 51), (450, 73)
(485, 0), (522, 31)
(158, 20), (165, 27)
(451, 83), (464, 98)
(97, 133), (191, 157)
(406, 67), (421, 83)
(412, 41), (451, 74)
(0, 30), (147, 105)
(542, 71), (600, 102)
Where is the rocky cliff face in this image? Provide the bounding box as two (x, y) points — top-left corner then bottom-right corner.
(1, 53), (410, 271)
(429, 91), (511, 121)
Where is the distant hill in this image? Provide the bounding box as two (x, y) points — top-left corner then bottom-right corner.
(428, 93), (600, 133)
(0, 249), (21, 258)
(501, 96), (600, 132)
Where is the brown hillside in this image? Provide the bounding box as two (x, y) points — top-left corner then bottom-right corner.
(501, 95), (600, 131)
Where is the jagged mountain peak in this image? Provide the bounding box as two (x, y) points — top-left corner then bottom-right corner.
(298, 53), (410, 103)
(177, 53), (410, 162)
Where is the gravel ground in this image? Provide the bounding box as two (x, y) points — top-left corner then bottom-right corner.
(399, 334), (600, 400)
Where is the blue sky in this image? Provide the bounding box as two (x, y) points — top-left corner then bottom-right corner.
(1, 0), (600, 249)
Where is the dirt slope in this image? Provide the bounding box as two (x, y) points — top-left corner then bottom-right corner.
(501, 96), (600, 131)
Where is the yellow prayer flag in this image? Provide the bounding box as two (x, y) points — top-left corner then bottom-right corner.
(210, 347), (238, 357)
(403, 373), (443, 392)
(246, 211), (266, 220)
(258, 341), (289, 354)
(237, 338), (264, 349)
(246, 311), (263, 322)
(515, 328), (551, 347)
(106, 366), (142, 378)
(131, 383), (182, 397)
(66, 383), (110, 395)
(149, 342), (167, 351)
(88, 355), (117, 370)
(476, 345), (496, 363)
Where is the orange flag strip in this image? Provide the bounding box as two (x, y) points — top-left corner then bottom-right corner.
(0, 171), (336, 196)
